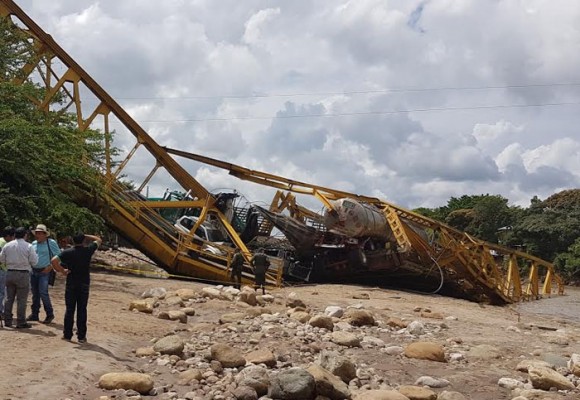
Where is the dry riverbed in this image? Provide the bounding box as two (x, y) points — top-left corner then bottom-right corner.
(1, 251), (579, 400)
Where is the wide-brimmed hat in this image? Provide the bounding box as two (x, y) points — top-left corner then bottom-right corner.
(34, 224), (50, 235)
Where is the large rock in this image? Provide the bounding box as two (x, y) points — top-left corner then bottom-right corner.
(309, 315), (334, 331)
(397, 385), (437, 400)
(153, 335), (184, 355)
(319, 351), (357, 383)
(515, 359), (554, 372)
(176, 288), (196, 300)
(467, 344), (501, 359)
(135, 346), (156, 357)
(568, 353), (580, 377)
(167, 310), (187, 323)
(164, 295), (184, 307)
(286, 292), (307, 308)
(414, 376), (450, 388)
(290, 311), (311, 323)
(246, 348), (277, 367)
(404, 342), (446, 362)
(307, 364), (351, 400)
(202, 287), (224, 300)
(239, 290), (258, 306)
(528, 366), (575, 390)
(236, 365), (270, 396)
(233, 386), (259, 400)
(219, 312), (246, 324)
(436, 392), (467, 400)
(141, 287), (167, 299)
(353, 390), (410, 400)
(325, 306), (344, 318)
(269, 368), (316, 399)
(344, 309), (375, 327)
(177, 369), (202, 385)
(331, 331), (361, 347)
(129, 298), (157, 313)
(210, 343), (246, 368)
(98, 372), (154, 394)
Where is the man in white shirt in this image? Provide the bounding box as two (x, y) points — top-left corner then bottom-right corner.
(0, 227), (38, 328)
(0, 226), (15, 323)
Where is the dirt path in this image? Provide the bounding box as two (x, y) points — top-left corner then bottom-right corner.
(1, 272), (579, 399)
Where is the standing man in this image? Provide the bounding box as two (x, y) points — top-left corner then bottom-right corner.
(51, 232), (101, 343)
(250, 248), (269, 295)
(230, 248), (244, 289)
(0, 227), (38, 328)
(0, 227), (15, 322)
(29, 224), (61, 324)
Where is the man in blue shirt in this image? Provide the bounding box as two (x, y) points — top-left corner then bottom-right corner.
(29, 224), (61, 324)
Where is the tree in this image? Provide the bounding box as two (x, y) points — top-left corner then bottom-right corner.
(512, 189), (580, 263)
(0, 17), (109, 236)
(554, 238), (580, 281)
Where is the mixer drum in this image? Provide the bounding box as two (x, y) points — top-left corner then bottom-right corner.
(323, 198), (390, 239)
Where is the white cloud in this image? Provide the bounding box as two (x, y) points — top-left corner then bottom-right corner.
(12, 0), (580, 211)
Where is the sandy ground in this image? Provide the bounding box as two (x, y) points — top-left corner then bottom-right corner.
(1, 267), (579, 400)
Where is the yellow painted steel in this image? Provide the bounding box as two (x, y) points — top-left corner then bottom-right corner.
(0, 0), (564, 303)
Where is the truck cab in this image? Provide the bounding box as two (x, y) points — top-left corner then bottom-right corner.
(174, 215), (228, 256)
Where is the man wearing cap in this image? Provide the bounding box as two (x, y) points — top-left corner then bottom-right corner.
(0, 227), (38, 328)
(29, 224), (61, 324)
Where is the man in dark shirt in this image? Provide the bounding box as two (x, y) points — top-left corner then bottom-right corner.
(250, 248), (269, 294)
(51, 232), (101, 343)
(230, 248), (244, 289)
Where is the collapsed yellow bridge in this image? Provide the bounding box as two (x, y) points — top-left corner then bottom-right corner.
(1, 0), (564, 304)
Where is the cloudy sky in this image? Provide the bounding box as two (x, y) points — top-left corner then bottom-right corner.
(15, 0), (580, 210)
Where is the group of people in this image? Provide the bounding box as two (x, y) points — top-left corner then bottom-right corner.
(229, 247), (270, 294)
(0, 224), (101, 343)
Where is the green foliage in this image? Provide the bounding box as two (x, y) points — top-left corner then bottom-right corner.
(512, 189), (580, 263)
(554, 238), (580, 281)
(415, 194), (516, 243)
(0, 16), (108, 236)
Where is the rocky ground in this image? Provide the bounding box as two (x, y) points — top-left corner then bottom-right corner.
(1, 248), (579, 400)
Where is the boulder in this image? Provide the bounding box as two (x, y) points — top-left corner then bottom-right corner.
(219, 312), (246, 324)
(153, 335), (184, 356)
(236, 365), (270, 396)
(319, 350), (357, 383)
(567, 353), (580, 377)
(404, 342), (446, 363)
(306, 364), (351, 400)
(246, 348), (277, 367)
(353, 390), (410, 400)
(344, 309), (375, 326)
(177, 369), (202, 385)
(98, 372), (154, 394)
(141, 287), (167, 299)
(309, 315), (334, 331)
(528, 366), (575, 390)
(331, 331), (361, 347)
(167, 310), (187, 323)
(269, 368), (316, 400)
(210, 343), (246, 368)
(129, 298), (156, 313)
(239, 290), (258, 306)
(290, 311), (311, 323)
(233, 385), (259, 400)
(397, 385), (437, 400)
(325, 306), (344, 318)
